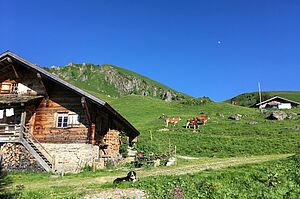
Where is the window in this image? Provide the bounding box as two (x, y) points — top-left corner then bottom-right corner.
(56, 112), (80, 128)
(68, 112), (80, 126)
(57, 113), (68, 128)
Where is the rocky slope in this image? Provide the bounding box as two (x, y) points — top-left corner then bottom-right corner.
(46, 63), (189, 102)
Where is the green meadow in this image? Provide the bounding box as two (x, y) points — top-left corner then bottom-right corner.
(2, 65), (300, 198)
(108, 95), (300, 158)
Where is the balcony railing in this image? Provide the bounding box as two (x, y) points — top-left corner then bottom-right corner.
(0, 123), (21, 142)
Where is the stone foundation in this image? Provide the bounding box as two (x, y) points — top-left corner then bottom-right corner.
(0, 143), (44, 172)
(42, 143), (99, 173)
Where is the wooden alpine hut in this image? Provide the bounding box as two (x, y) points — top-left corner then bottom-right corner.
(0, 51), (139, 172)
(256, 96), (300, 109)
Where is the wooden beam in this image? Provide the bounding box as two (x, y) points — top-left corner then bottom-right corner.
(20, 111), (27, 138)
(37, 74), (49, 104)
(0, 57), (12, 66)
(0, 64), (13, 72)
(81, 97), (95, 144)
(11, 64), (19, 79)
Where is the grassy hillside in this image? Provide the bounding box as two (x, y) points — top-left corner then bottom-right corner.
(107, 95), (300, 158)
(46, 64), (190, 101)
(226, 91), (300, 107)
(47, 64), (300, 160)
(46, 64), (300, 158)
(3, 68), (300, 198)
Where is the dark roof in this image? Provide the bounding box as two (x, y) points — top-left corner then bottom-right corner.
(0, 51), (139, 137)
(256, 96), (300, 106)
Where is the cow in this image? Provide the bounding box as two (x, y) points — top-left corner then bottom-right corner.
(194, 115), (210, 125)
(185, 119), (198, 129)
(164, 117), (181, 127)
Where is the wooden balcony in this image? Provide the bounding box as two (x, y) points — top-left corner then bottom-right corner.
(0, 123), (22, 142)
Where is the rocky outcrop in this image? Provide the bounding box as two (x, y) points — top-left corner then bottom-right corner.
(228, 114), (243, 121)
(47, 64), (186, 102)
(99, 65), (182, 101)
(267, 111), (288, 120)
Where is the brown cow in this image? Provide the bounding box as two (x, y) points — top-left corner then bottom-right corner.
(164, 117), (181, 127)
(194, 115), (210, 125)
(186, 119), (198, 129)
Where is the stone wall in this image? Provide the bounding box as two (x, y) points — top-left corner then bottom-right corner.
(0, 143), (44, 172)
(42, 143), (99, 173)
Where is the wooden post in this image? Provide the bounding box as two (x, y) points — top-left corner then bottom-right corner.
(169, 138), (171, 154)
(20, 111), (27, 138)
(61, 157), (65, 177)
(174, 146), (177, 165)
(52, 155), (56, 173)
(258, 82), (262, 104)
(81, 97), (95, 144)
(20, 111), (26, 126)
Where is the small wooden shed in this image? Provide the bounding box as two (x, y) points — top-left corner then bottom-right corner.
(256, 96), (300, 109)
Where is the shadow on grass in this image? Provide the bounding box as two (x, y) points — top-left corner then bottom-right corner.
(0, 155), (22, 199)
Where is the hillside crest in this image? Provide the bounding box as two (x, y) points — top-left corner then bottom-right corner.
(226, 91), (300, 107)
(46, 63), (189, 101)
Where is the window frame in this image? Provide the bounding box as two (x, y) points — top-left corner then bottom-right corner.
(56, 112), (80, 128)
(56, 113), (69, 128)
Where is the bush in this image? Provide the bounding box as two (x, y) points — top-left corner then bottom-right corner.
(180, 97), (212, 106)
(119, 132), (129, 158)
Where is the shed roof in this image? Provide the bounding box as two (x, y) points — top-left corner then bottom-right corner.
(256, 96), (300, 106)
(0, 51), (139, 137)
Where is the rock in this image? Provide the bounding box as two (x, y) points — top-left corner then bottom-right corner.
(217, 113), (225, 118)
(127, 149), (137, 157)
(260, 109), (269, 115)
(162, 91), (173, 102)
(153, 159), (160, 167)
(166, 157), (176, 166)
(158, 128), (170, 132)
(267, 111), (288, 120)
(292, 126), (300, 131)
(247, 121), (258, 125)
(287, 112), (298, 120)
(228, 114), (242, 121)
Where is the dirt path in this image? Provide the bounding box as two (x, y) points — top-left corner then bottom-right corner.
(24, 153), (292, 190)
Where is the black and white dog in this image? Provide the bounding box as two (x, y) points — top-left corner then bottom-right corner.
(113, 171), (137, 184)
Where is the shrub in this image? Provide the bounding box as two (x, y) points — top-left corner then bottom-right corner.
(180, 97), (212, 106)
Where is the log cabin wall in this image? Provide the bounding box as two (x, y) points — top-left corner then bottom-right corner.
(32, 79), (90, 143)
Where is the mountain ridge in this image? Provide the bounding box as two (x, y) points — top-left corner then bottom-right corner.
(46, 63), (191, 102)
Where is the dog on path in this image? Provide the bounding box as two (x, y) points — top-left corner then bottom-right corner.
(113, 171), (137, 184)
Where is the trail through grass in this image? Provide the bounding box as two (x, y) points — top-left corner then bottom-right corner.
(14, 153), (292, 190)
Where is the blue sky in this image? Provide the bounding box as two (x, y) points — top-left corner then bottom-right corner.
(0, 0), (299, 101)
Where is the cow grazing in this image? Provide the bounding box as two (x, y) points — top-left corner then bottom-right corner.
(186, 119), (198, 129)
(164, 117), (181, 127)
(194, 115), (210, 125)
